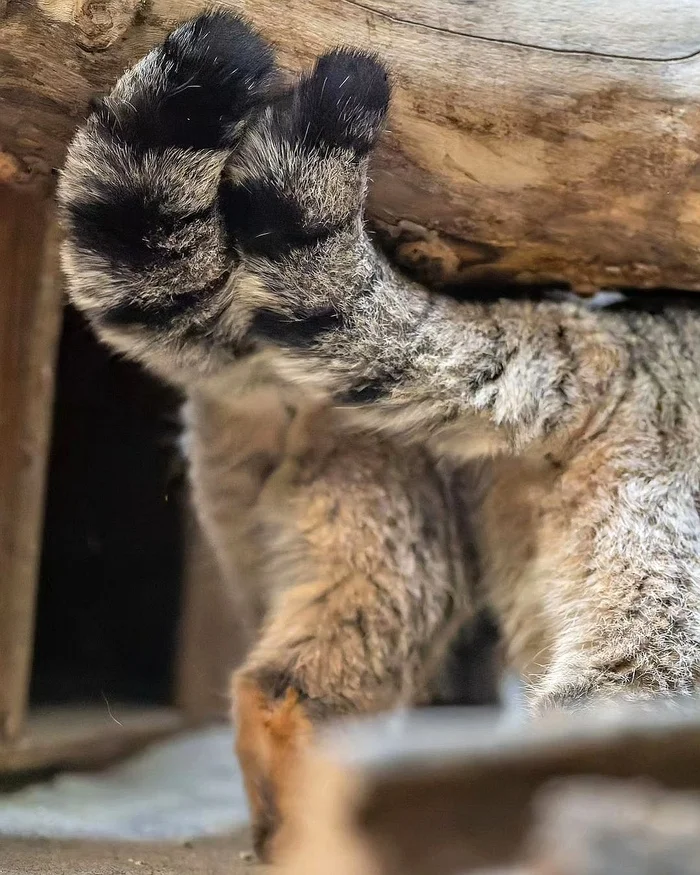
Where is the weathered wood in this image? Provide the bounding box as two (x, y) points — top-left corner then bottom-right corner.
(459, 779), (700, 874)
(0, 189), (62, 743)
(3, 1), (700, 290)
(0, 704), (183, 773)
(357, 1), (700, 58)
(72, 0), (141, 52)
(279, 704), (700, 875)
(234, 0), (700, 292)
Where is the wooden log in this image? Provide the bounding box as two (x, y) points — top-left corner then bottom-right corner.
(278, 703), (700, 875)
(3, 2), (700, 290)
(0, 189), (63, 743)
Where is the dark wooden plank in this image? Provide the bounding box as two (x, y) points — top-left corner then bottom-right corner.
(0, 188), (62, 742)
(280, 704), (700, 875)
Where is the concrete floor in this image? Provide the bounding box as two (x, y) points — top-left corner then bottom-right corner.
(0, 835), (261, 875)
(0, 727), (248, 841)
(0, 728), (261, 873)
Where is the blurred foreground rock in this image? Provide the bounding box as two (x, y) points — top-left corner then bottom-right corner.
(278, 703), (700, 875)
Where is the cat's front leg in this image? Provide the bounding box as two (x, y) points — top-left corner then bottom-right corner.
(219, 50), (627, 455)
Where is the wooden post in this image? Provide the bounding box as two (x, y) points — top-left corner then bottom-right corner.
(0, 189), (63, 742)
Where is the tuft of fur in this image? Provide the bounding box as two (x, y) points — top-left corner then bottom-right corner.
(58, 11), (700, 859)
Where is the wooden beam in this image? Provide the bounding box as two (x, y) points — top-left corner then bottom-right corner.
(0, 189), (63, 743)
(526, 777), (700, 875)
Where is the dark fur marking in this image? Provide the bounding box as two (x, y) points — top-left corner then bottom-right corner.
(338, 377), (396, 405)
(460, 317), (513, 401)
(657, 310), (686, 433)
(464, 357), (506, 394)
(66, 190), (212, 270)
(366, 573), (404, 625)
(221, 180), (342, 258)
(250, 306), (343, 348)
(305, 574), (355, 610)
(99, 274), (230, 331)
(252, 666), (311, 703)
(250, 667), (340, 723)
(550, 323), (576, 417)
(292, 49), (390, 155)
(252, 779), (280, 862)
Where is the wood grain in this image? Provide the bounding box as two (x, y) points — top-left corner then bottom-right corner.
(72, 0), (141, 52)
(230, 0), (700, 291)
(0, 189), (62, 743)
(4, 1), (700, 288)
(354, 1), (700, 59)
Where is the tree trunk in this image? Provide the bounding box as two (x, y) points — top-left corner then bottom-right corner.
(2, 0), (700, 291)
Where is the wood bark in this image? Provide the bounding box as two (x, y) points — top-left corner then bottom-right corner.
(0, 704), (183, 773)
(2, 1), (700, 289)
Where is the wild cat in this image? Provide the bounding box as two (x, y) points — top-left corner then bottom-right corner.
(58, 11), (700, 860)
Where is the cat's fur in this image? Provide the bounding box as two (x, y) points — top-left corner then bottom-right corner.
(58, 12), (700, 860)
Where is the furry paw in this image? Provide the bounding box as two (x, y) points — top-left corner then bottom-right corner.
(222, 48), (391, 261)
(93, 11), (276, 150)
(232, 674), (314, 862)
(294, 48), (391, 155)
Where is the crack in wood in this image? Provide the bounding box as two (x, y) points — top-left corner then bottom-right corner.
(342, 0), (700, 64)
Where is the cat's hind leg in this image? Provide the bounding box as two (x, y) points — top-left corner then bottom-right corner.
(231, 410), (475, 860)
(481, 446), (700, 713)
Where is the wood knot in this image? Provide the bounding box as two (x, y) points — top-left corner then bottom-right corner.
(0, 150), (33, 185)
(371, 218), (501, 287)
(72, 0), (140, 51)
(0, 150), (23, 183)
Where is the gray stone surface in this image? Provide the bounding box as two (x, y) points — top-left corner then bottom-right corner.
(0, 726), (248, 841)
